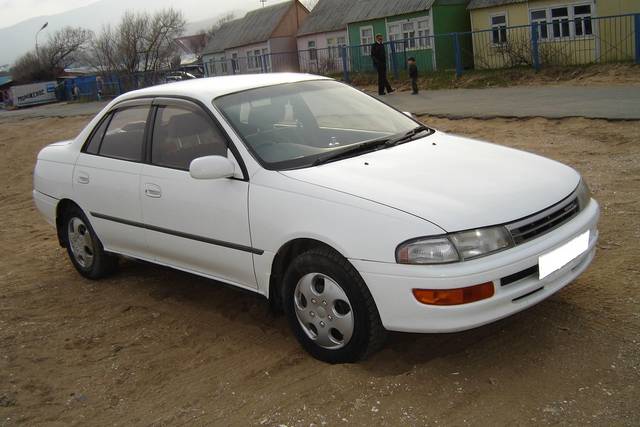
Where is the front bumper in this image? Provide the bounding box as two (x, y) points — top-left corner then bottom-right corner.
(351, 199), (600, 333)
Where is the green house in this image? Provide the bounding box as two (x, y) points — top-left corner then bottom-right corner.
(345, 0), (472, 73)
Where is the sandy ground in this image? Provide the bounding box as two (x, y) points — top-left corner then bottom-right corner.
(0, 114), (638, 426)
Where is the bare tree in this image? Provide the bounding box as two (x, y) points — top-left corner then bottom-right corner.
(88, 8), (186, 75)
(206, 12), (237, 40)
(11, 26), (92, 83)
(40, 27), (93, 70)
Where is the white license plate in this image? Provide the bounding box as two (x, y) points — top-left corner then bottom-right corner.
(539, 231), (590, 280)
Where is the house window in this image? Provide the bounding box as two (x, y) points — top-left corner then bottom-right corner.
(530, 10), (549, 39)
(417, 19), (431, 48)
(360, 26), (373, 55)
(231, 53), (238, 72)
(327, 38), (340, 58)
(402, 22), (417, 49)
(573, 5), (593, 36)
(219, 56), (228, 74)
(388, 24), (401, 42)
(388, 17), (431, 50)
(531, 4), (593, 41)
(491, 14), (508, 45)
(308, 40), (317, 61)
(262, 48), (271, 70)
(551, 7), (570, 38)
(248, 51), (258, 70)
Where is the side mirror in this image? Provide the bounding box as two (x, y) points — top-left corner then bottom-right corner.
(189, 155), (235, 180)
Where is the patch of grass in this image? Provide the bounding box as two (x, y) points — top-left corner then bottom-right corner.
(346, 62), (640, 92)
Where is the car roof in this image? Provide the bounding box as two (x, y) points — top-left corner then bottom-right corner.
(116, 73), (332, 104)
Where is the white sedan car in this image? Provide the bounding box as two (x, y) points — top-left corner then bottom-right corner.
(33, 74), (599, 363)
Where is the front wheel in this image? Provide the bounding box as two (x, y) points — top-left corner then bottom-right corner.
(63, 206), (118, 280)
(283, 248), (386, 363)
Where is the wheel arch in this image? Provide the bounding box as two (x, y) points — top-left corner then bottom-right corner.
(268, 238), (349, 311)
(55, 198), (82, 247)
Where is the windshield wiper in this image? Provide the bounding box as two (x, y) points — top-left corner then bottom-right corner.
(312, 126), (430, 167)
(384, 125), (430, 147)
(312, 138), (390, 166)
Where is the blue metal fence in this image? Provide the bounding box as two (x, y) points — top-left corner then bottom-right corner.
(203, 13), (639, 82)
(39, 13), (639, 104)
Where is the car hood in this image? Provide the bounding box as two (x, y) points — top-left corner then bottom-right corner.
(281, 131), (580, 232)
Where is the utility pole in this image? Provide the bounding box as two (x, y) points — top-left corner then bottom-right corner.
(260, 0), (267, 7)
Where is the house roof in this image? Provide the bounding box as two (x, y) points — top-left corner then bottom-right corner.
(297, 0), (357, 37)
(467, 0), (527, 10)
(203, 1), (294, 54)
(344, 0), (436, 24)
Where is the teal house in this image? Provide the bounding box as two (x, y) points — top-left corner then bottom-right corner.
(345, 0), (472, 73)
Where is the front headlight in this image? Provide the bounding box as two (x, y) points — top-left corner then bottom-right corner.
(396, 226), (515, 265)
(576, 179), (591, 210)
(396, 237), (459, 264)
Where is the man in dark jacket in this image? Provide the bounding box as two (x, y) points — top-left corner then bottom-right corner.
(408, 57), (419, 94)
(371, 34), (394, 96)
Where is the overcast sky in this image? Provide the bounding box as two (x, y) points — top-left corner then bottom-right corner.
(0, 0), (284, 29)
(0, 0), (99, 28)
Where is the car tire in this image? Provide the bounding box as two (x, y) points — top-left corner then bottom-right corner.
(282, 247), (386, 363)
(62, 206), (118, 280)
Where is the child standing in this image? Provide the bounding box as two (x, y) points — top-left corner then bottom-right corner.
(408, 57), (419, 95)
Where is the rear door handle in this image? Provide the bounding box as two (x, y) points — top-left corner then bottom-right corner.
(77, 172), (90, 184)
(144, 183), (162, 198)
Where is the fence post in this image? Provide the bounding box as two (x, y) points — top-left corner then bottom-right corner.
(390, 42), (399, 80)
(635, 14), (640, 65)
(453, 32), (463, 78)
(531, 22), (541, 71)
(341, 46), (350, 82)
(260, 55), (267, 73)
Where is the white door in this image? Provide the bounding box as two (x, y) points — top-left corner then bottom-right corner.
(139, 100), (257, 289)
(73, 102), (152, 257)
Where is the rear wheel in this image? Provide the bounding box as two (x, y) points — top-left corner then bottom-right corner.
(283, 247), (386, 363)
(63, 207), (117, 279)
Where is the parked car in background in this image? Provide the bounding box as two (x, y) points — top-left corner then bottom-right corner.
(165, 71), (197, 83)
(33, 74), (599, 363)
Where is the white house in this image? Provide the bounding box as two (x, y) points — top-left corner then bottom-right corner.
(295, 0), (357, 74)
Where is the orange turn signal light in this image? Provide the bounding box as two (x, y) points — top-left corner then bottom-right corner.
(412, 282), (495, 306)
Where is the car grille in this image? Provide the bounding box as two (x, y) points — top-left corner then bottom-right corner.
(506, 196), (580, 245)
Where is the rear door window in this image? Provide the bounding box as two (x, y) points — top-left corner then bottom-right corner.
(98, 106), (150, 161)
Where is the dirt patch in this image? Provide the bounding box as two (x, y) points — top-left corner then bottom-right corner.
(0, 116), (638, 425)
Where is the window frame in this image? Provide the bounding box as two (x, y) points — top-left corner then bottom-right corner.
(360, 25), (374, 55)
(490, 12), (508, 46)
(149, 103), (230, 172)
(82, 96), (248, 180)
(529, 2), (595, 42)
(81, 98), (153, 164)
(387, 15), (432, 51)
(308, 40), (318, 61)
(212, 80), (431, 172)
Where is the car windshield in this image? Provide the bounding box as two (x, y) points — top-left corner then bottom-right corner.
(213, 80), (426, 170)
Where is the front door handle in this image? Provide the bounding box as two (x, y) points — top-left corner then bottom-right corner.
(144, 183), (162, 198)
(77, 172), (90, 184)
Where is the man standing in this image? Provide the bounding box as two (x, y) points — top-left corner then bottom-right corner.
(371, 34), (394, 96)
